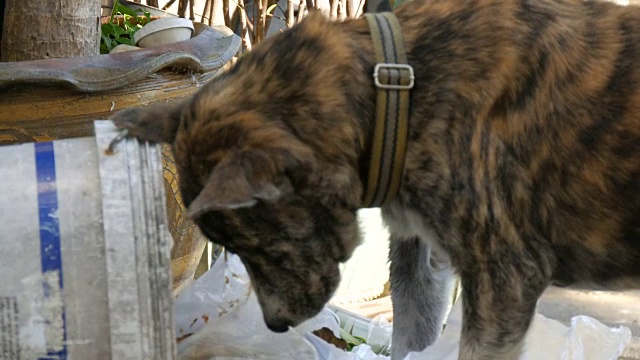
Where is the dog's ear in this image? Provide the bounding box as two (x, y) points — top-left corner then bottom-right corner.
(187, 142), (315, 217)
(110, 99), (186, 144)
(187, 151), (283, 216)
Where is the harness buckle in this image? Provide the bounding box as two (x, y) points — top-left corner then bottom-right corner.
(373, 63), (415, 90)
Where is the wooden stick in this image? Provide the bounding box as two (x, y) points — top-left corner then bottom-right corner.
(345, 0), (353, 18)
(296, 0), (305, 23)
(329, 0), (338, 19)
(189, 0), (195, 20)
(305, 0), (314, 11)
(286, 0), (294, 28)
(238, 0), (251, 50)
(162, 0), (177, 10)
(178, 0), (188, 17)
(211, 0), (217, 25)
(201, 0), (211, 23)
(257, 0), (266, 42)
(223, 0), (231, 27)
(355, 0), (364, 17)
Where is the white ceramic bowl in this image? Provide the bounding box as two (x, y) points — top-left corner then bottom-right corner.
(134, 17), (194, 48)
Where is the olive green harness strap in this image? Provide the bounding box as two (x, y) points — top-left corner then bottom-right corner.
(362, 12), (414, 208)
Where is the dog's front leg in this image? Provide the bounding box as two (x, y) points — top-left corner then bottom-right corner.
(457, 255), (550, 360)
(389, 235), (455, 360)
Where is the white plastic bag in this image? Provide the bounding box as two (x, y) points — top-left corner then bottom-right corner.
(174, 254), (632, 360)
(406, 300), (632, 360)
(175, 254), (340, 360)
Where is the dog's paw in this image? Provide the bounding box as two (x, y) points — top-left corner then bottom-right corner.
(109, 102), (182, 146)
(106, 107), (156, 153)
(106, 127), (130, 154)
(110, 107), (158, 141)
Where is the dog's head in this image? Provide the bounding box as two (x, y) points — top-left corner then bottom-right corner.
(174, 104), (364, 332)
(110, 14), (372, 331)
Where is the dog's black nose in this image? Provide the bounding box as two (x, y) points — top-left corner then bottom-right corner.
(266, 319), (291, 333)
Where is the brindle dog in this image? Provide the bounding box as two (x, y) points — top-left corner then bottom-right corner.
(111, 0), (640, 358)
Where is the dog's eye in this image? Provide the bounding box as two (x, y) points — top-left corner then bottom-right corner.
(198, 222), (223, 242)
(200, 228), (239, 254)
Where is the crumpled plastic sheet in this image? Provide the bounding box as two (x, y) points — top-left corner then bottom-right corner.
(406, 300), (632, 360)
(175, 254), (632, 360)
(175, 254), (340, 360)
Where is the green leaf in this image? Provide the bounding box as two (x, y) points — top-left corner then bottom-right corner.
(125, 19), (140, 32)
(115, 3), (138, 17)
(339, 328), (366, 351)
(121, 37), (135, 46)
(102, 0), (150, 51)
(113, 26), (125, 37)
(101, 34), (113, 52)
(266, 3), (278, 15)
(101, 23), (115, 36)
(123, 14), (134, 25)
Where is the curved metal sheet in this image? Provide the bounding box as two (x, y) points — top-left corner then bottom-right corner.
(0, 23), (240, 92)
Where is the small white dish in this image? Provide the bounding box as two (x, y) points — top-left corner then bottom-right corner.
(134, 17), (194, 48)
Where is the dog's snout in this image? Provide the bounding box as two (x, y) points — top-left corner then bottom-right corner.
(266, 318), (291, 333)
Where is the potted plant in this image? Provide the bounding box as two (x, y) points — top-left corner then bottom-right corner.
(100, 0), (156, 53)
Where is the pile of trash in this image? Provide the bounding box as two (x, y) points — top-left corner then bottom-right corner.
(175, 254), (632, 360)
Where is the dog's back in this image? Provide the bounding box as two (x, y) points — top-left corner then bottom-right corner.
(111, 1), (639, 358)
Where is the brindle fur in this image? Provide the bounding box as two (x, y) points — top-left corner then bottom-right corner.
(111, 0), (640, 358)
